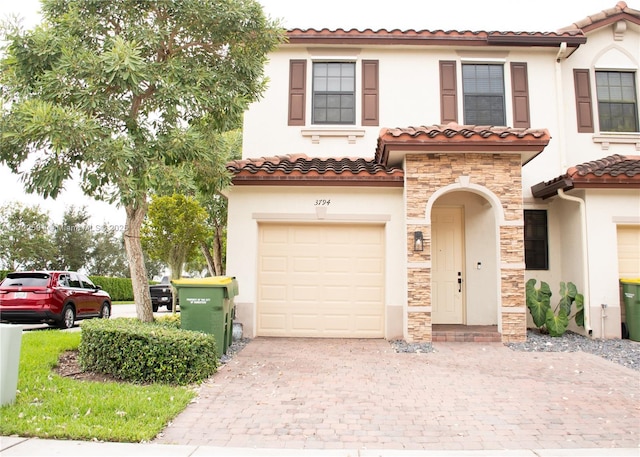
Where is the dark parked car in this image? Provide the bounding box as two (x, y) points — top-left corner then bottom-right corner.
(0, 271), (111, 329)
(150, 277), (178, 312)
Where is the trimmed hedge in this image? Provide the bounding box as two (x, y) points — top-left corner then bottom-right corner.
(78, 318), (218, 385)
(89, 276), (133, 302)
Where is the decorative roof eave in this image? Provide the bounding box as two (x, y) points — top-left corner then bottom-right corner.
(558, 2), (640, 34)
(375, 124), (551, 167)
(531, 154), (640, 199)
(579, 12), (640, 33)
(230, 175), (404, 187)
(226, 155), (404, 187)
(285, 28), (586, 48)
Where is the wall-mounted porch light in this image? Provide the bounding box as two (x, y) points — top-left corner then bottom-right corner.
(413, 231), (424, 252)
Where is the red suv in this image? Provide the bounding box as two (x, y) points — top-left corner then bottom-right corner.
(0, 271), (111, 329)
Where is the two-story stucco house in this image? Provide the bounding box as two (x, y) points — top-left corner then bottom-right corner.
(224, 2), (640, 343)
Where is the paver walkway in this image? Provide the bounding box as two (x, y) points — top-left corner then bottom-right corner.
(155, 338), (640, 450)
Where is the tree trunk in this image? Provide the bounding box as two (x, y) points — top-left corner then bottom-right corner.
(210, 219), (224, 276)
(200, 241), (216, 276)
(123, 202), (153, 322)
(213, 230), (223, 275)
(169, 261), (183, 316)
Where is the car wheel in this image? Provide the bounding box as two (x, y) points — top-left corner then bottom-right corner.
(100, 302), (111, 319)
(58, 305), (75, 329)
(167, 302), (173, 311)
(152, 303), (158, 312)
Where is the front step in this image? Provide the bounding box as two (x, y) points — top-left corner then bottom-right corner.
(432, 324), (502, 343)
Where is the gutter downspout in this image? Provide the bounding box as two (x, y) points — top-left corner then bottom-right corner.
(557, 189), (593, 336)
(555, 43), (568, 171)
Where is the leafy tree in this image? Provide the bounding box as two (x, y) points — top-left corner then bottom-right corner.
(51, 205), (92, 271)
(88, 223), (129, 277)
(0, 202), (55, 270)
(141, 194), (210, 312)
(158, 129), (241, 276)
(196, 129), (243, 275)
(0, 0), (284, 321)
(145, 256), (166, 281)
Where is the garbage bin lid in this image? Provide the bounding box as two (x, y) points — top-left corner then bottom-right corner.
(620, 278), (640, 284)
(172, 276), (234, 286)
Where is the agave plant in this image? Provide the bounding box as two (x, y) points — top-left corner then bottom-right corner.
(526, 279), (585, 337)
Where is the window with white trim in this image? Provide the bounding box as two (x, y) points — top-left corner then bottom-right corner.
(312, 62), (355, 125)
(462, 64), (506, 126)
(595, 71), (639, 133)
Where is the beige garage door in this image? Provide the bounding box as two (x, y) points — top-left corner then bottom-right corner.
(257, 223), (385, 337)
(618, 225), (640, 278)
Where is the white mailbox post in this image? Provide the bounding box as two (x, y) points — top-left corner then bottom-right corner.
(0, 324), (23, 406)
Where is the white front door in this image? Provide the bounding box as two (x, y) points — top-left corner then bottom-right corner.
(431, 207), (464, 324)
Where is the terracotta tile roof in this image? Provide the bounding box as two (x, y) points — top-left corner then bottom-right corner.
(375, 123), (551, 166)
(226, 154), (404, 187)
(285, 28), (586, 48)
(558, 1), (640, 33)
(531, 154), (640, 199)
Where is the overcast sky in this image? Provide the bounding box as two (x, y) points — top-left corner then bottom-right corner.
(0, 0), (631, 226)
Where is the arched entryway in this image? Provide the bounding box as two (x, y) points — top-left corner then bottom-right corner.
(375, 124), (550, 343)
(430, 190), (500, 331)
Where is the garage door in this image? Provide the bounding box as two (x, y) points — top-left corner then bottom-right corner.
(618, 225), (640, 278)
(257, 223), (385, 337)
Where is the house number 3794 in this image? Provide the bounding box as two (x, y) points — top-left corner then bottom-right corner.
(314, 199), (331, 206)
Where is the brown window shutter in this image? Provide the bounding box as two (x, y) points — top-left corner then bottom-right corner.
(439, 61), (457, 124)
(288, 60), (306, 126)
(573, 69), (594, 133)
(510, 62), (530, 128)
(362, 60), (379, 126)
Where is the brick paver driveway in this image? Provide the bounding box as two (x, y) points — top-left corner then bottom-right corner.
(155, 338), (640, 451)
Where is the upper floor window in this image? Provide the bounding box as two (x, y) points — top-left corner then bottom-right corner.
(595, 71), (639, 133)
(312, 62), (355, 125)
(462, 64), (506, 126)
(288, 59), (378, 128)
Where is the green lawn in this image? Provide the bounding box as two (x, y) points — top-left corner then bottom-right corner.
(0, 331), (196, 442)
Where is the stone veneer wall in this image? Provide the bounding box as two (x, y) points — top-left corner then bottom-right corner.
(405, 153), (526, 343)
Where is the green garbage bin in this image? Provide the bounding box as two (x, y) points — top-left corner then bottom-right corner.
(621, 278), (640, 342)
(171, 277), (239, 356)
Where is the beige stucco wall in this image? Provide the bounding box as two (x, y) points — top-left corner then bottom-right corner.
(243, 46), (560, 164)
(225, 185), (405, 339)
(525, 188), (640, 339)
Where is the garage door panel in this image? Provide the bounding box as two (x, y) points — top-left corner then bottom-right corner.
(323, 286), (350, 301)
(260, 284), (287, 301)
(258, 223), (385, 338)
(259, 313), (287, 332)
(261, 256), (287, 272)
(355, 286), (384, 302)
(325, 257), (351, 273)
(324, 314), (351, 332)
(262, 226), (289, 244)
(293, 256), (319, 272)
(292, 313), (320, 328)
(291, 285), (319, 301)
(618, 226), (640, 278)
(356, 258), (384, 274)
